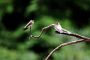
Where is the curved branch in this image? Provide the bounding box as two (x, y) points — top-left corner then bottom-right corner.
(24, 21), (90, 60)
(45, 22), (90, 60)
(45, 39), (85, 60)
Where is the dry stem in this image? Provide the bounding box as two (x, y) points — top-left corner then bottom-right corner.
(45, 39), (90, 60)
(45, 22), (90, 60)
(24, 21), (90, 60)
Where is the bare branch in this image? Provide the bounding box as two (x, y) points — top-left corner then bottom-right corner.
(24, 21), (90, 60)
(24, 20), (34, 30)
(45, 39), (85, 60)
(45, 22), (90, 60)
(54, 22), (90, 40)
(60, 33), (90, 40)
(30, 24), (55, 39)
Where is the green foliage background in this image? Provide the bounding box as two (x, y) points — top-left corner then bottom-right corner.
(0, 0), (90, 60)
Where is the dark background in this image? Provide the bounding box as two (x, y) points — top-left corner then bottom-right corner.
(0, 0), (90, 60)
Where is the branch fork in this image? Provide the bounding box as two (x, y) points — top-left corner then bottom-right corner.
(24, 20), (90, 60)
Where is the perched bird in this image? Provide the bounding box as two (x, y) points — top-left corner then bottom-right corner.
(24, 20), (34, 30)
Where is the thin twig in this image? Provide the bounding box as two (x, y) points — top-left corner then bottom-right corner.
(38, 24), (55, 38)
(30, 24), (55, 39)
(60, 33), (90, 40)
(45, 22), (90, 60)
(45, 39), (86, 60)
(24, 21), (90, 60)
(24, 20), (34, 30)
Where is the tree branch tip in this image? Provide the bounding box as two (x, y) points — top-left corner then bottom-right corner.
(23, 20), (90, 60)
